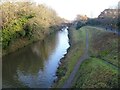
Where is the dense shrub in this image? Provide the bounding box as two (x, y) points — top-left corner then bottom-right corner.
(1, 1), (63, 49)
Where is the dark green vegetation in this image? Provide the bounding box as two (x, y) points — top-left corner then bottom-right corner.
(74, 15), (88, 30)
(74, 9), (119, 31)
(87, 9), (119, 31)
(1, 1), (63, 55)
(55, 26), (119, 88)
(75, 21), (86, 30)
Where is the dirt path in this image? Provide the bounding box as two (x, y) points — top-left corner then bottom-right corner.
(62, 30), (89, 88)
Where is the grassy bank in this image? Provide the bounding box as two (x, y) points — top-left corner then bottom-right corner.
(2, 27), (58, 56)
(54, 26), (119, 88)
(72, 26), (119, 88)
(72, 58), (119, 88)
(86, 26), (119, 67)
(54, 27), (87, 87)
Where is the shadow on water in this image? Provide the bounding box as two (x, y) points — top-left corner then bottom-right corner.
(2, 28), (70, 88)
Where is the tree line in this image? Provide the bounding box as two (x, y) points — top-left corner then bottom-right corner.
(73, 8), (119, 30)
(1, 1), (63, 49)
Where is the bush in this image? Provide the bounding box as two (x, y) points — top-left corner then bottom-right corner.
(2, 17), (29, 49)
(1, 1), (62, 49)
(76, 21), (85, 30)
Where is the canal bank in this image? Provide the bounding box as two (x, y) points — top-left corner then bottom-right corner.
(53, 26), (87, 88)
(54, 26), (119, 88)
(2, 26), (62, 56)
(2, 27), (70, 88)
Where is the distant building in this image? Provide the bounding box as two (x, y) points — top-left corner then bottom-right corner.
(96, 9), (119, 29)
(98, 9), (118, 19)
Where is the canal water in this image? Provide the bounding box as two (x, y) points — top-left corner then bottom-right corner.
(2, 27), (70, 88)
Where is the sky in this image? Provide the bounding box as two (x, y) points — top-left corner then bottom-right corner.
(33, 0), (119, 20)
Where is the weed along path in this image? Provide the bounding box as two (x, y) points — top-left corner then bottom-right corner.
(62, 30), (89, 88)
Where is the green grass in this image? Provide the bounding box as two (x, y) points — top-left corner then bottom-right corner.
(86, 26), (119, 67)
(71, 26), (119, 88)
(54, 26), (119, 88)
(72, 58), (119, 88)
(54, 27), (87, 87)
(79, 26), (119, 67)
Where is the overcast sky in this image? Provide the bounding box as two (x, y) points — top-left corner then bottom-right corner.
(33, 0), (119, 20)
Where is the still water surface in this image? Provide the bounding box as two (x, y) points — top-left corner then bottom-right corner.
(2, 28), (70, 88)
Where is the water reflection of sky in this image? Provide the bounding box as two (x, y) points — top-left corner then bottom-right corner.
(3, 28), (70, 88)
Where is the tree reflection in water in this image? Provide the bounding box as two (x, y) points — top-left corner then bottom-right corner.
(2, 28), (69, 88)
